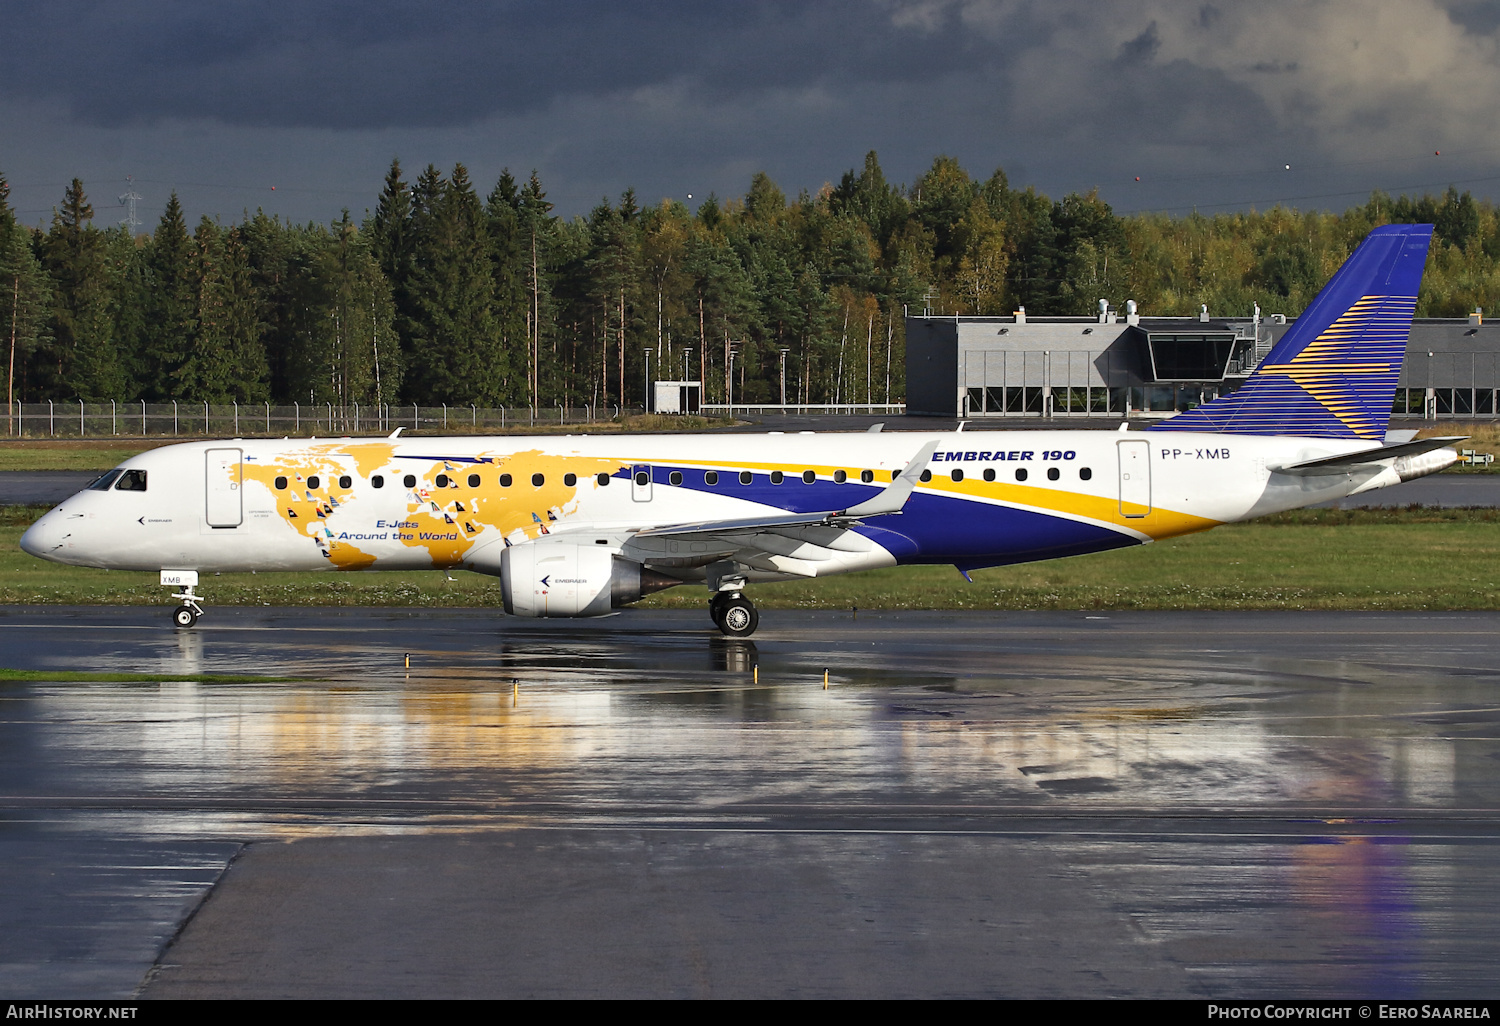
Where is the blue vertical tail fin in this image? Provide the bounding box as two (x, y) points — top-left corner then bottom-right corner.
(1151, 223), (1432, 439)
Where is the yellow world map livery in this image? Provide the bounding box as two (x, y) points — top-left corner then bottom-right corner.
(21, 224), (1461, 637)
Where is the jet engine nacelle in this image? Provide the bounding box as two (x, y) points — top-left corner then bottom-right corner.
(501, 540), (664, 617)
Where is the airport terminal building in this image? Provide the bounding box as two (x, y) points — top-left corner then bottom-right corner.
(906, 303), (1500, 421)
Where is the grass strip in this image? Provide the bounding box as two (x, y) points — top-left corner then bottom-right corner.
(0, 507), (1495, 611)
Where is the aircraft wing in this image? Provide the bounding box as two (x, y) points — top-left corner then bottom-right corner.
(624, 440), (942, 577)
(1271, 436), (1467, 475)
(632, 440), (941, 539)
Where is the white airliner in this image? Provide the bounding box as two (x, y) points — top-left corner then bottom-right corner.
(20, 223), (1459, 637)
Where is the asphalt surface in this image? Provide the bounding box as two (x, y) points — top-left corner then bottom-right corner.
(1, 607), (1498, 998)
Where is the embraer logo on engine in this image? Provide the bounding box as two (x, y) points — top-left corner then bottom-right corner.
(540, 576), (589, 586)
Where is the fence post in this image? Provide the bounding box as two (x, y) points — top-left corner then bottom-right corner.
(294, 402), (299, 433)
(557, 402), (564, 424)
(472, 404), (476, 429)
(80, 402), (85, 437)
(142, 399), (147, 435)
(500, 405), (505, 428)
(265, 401), (270, 434)
(442, 403), (447, 430)
(412, 403), (418, 430)
(233, 400), (239, 435)
(203, 401), (209, 435)
(172, 400), (178, 436)
(327, 402), (332, 433)
(111, 399), (117, 436)
(353, 401), (359, 433)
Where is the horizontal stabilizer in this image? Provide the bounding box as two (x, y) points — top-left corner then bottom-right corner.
(1272, 436), (1466, 475)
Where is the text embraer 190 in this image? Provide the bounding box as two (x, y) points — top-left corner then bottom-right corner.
(21, 224), (1459, 637)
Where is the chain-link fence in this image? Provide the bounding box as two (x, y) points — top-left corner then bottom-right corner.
(3, 401), (644, 438)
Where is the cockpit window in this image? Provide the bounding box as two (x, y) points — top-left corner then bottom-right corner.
(114, 469), (148, 492)
(87, 469), (125, 491)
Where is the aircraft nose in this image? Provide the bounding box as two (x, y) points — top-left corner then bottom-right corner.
(20, 512), (62, 559)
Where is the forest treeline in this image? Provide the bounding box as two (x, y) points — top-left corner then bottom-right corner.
(2, 152), (1499, 410)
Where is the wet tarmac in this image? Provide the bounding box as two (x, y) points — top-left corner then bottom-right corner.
(1, 606), (1498, 998)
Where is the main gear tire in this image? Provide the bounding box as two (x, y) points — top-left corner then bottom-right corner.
(718, 597), (759, 638)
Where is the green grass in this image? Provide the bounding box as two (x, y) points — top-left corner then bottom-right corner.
(2, 506), (1497, 611)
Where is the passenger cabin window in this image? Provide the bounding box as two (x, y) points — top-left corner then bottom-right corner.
(919, 470), (932, 483)
(274, 476), (288, 490)
(705, 471), (719, 485)
(860, 470), (874, 484)
(565, 473), (578, 487)
(834, 470), (847, 483)
(635, 471), (650, 486)
(500, 474), (513, 487)
(338, 475), (352, 489)
(668, 471), (682, 486)
(371, 475), (384, 489)
(1047, 467), (1060, 481)
(88, 470), (124, 491)
(983, 469), (995, 483)
(1015, 468), (1028, 482)
(596, 473), (610, 486)
(468, 473), (481, 488)
(115, 469), (148, 491)
(307, 476), (320, 489)
(435, 474), (449, 488)
(739, 471), (753, 485)
(531, 473), (545, 487)
(1080, 468), (1092, 481)
(770, 471), (784, 484)
(950, 469), (963, 482)
(403, 474), (416, 488)
(802, 470), (815, 484)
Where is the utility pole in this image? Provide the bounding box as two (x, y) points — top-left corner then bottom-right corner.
(118, 176), (142, 235)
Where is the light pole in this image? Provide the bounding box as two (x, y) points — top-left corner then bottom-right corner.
(643, 348), (652, 413)
(779, 348), (790, 407)
(681, 348), (693, 381)
(727, 346), (737, 417)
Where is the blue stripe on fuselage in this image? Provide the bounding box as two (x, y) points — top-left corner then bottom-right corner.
(633, 465), (1137, 568)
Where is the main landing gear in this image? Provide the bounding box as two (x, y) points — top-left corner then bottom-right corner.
(710, 590), (759, 638)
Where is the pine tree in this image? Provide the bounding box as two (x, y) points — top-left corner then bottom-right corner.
(0, 173), (51, 418)
(139, 193), (197, 398)
(41, 179), (124, 398)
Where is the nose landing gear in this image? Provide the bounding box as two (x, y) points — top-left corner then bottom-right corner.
(161, 570), (204, 629)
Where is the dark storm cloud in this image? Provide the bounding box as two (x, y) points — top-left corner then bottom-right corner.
(1, 1), (997, 129)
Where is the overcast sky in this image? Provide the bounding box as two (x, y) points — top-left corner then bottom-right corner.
(5, 0), (1500, 230)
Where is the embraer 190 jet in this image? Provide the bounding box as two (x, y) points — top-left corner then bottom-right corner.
(21, 223), (1456, 637)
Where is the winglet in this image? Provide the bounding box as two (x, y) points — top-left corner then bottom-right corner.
(840, 440), (941, 518)
(388, 427), (405, 439)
